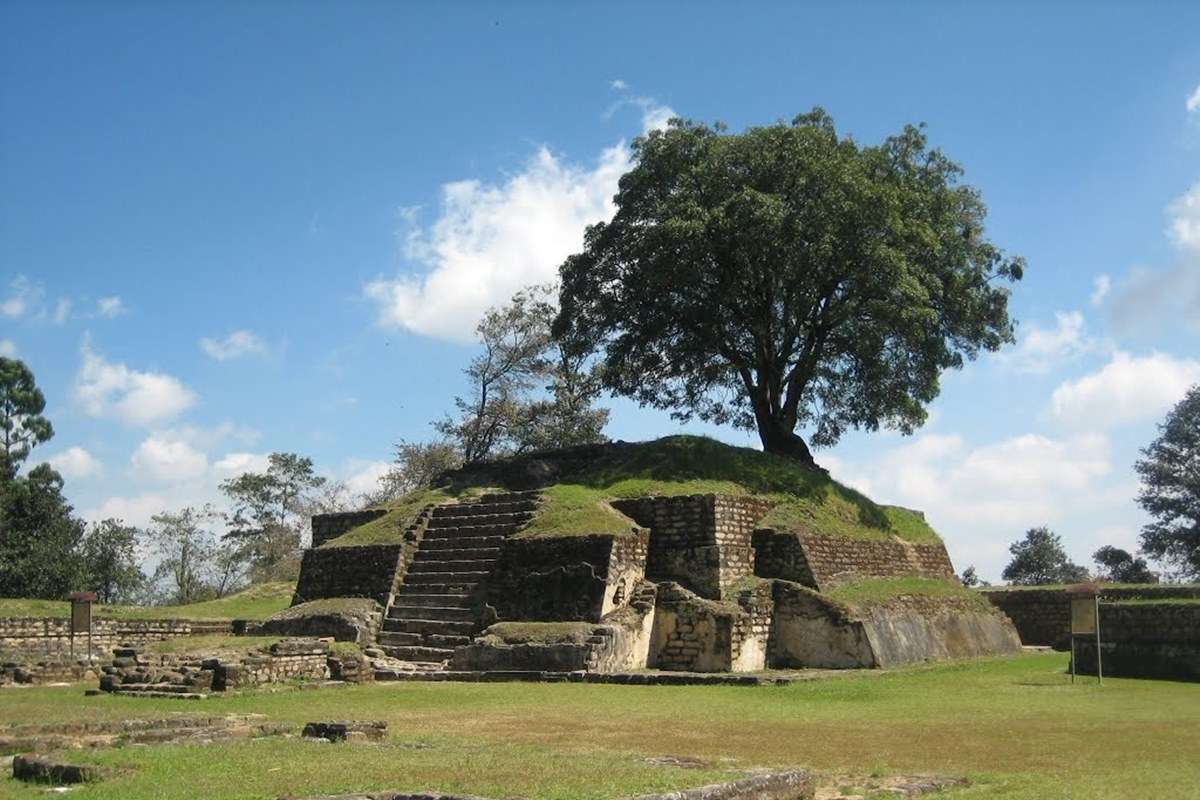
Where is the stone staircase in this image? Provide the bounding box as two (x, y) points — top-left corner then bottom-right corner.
(377, 491), (540, 667)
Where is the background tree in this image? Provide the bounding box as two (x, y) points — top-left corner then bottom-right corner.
(555, 110), (1022, 466)
(80, 519), (144, 603)
(0, 463), (86, 598)
(430, 285), (609, 467)
(959, 565), (987, 587)
(1002, 527), (1089, 585)
(144, 506), (219, 605)
(371, 440), (464, 502)
(0, 357), (54, 481)
(220, 453), (325, 581)
(1092, 545), (1155, 584)
(1135, 384), (1200, 580)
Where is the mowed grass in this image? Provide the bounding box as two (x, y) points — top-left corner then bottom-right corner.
(0, 582), (294, 622)
(2, 652), (1198, 799)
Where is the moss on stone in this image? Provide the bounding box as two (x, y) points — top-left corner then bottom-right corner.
(482, 621), (597, 645)
(827, 577), (993, 612)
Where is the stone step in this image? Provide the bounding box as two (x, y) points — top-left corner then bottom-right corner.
(112, 682), (196, 694)
(397, 581), (479, 595)
(413, 546), (500, 561)
(426, 512), (533, 530)
(421, 524), (520, 538)
(405, 568), (492, 582)
(388, 605), (475, 622)
(477, 490), (542, 504)
(408, 559), (495, 573)
(379, 631), (472, 649)
(380, 645), (454, 663)
(419, 535), (506, 551)
(432, 500), (539, 517)
(390, 592), (472, 609)
(384, 618), (477, 636)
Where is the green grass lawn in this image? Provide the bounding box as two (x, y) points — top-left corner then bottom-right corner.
(0, 582), (294, 622)
(1, 652), (1197, 799)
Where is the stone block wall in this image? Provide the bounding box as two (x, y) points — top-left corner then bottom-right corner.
(1071, 601), (1200, 681)
(0, 617), (233, 659)
(981, 585), (1200, 649)
(753, 531), (954, 590)
(291, 544), (408, 608)
(769, 582), (875, 669)
(730, 581), (774, 671)
(648, 582), (743, 672)
(612, 495), (774, 599)
(488, 532), (648, 622)
(311, 510), (388, 548)
(218, 639), (330, 688)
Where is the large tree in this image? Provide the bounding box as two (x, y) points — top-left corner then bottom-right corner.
(80, 519), (145, 603)
(0, 463), (86, 598)
(1136, 384), (1200, 580)
(1092, 545), (1155, 585)
(555, 110), (1022, 465)
(220, 453), (325, 579)
(1002, 527), (1089, 586)
(0, 357), (54, 481)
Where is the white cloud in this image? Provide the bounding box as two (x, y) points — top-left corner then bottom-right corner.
(342, 460), (391, 497)
(53, 298), (72, 324)
(1001, 310), (1095, 373)
(0, 339), (15, 357)
(47, 446), (103, 479)
(1051, 351), (1200, 428)
(1188, 84), (1200, 113)
(82, 492), (172, 527)
(1090, 274), (1111, 306)
(95, 296), (126, 318)
(830, 430), (1119, 580)
(610, 79), (628, 90)
(1167, 181), (1200, 251)
(1, 275), (41, 319)
(132, 434), (209, 482)
(365, 101), (674, 343)
(200, 330), (268, 361)
(75, 339), (196, 427)
(213, 451), (271, 476)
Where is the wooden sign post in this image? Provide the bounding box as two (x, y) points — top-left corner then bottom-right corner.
(67, 591), (96, 661)
(1066, 583), (1102, 685)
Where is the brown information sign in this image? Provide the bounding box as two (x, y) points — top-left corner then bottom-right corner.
(1070, 595), (1097, 635)
(71, 600), (92, 633)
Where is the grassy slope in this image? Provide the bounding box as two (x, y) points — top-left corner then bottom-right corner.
(0, 582), (293, 621)
(827, 577), (994, 612)
(1, 652), (1197, 799)
(326, 436), (940, 546)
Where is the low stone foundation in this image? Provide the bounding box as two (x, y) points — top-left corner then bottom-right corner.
(257, 598), (382, 646)
(0, 616), (233, 659)
(0, 657), (99, 686)
(1070, 601), (1200, 682)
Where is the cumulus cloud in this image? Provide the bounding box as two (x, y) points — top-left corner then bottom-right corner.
(132, 434), (209, 482)
(830, 430), (1119, 579)
(74, 339), (196, 427)
(95, 296), (126, 318)
(1188, 84), (1200, 114)
(1090, 274), (1111, 306)
(82, 492), (173, 527)
(342, 460), (391, 497)
(53, 298), (72, 324)
(0, 339), (15, 357)
(47, 446), (103, 479)
(1051, 351), (1200, 428)
(212, 451), (271, 476)
(1167, 181), (1200, 251)
(200, 330), (268, 361)
(610, 79), (628, 90)
(365, 101), (674, 342)
(1000, 311), (1096, 373)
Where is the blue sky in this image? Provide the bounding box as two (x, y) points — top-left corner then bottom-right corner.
(2, 2), (1198, 581)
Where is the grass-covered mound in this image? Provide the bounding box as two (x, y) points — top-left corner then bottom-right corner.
(827, 577), (993, 613)
(322, 436), (940, 547)
(0, 581), (294, 621)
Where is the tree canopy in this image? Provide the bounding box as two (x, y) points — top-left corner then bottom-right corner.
(1136, 384), (1200, 580)
(1092, 545), (1155, 584)
(1002, 527), (1088, 586)
(555, 110), (1022, 465)
(0, 357), (53, 480)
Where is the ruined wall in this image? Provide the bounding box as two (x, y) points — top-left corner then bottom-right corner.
(752, 530), (954, 591)
(768, 582), (876, 669)
(981, 585), (1200, 648)
(858, 599), (1022, 667)
(1070, 601), (1200, 682)
(487, 531), (648, 623)
(310, 510), (388, 548)
(612, 495), (774, 599)
(729, 581), (774, 672)
(292, 544), (408, 608)
(0, 617), (233, 659)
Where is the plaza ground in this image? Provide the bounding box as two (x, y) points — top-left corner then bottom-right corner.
(1, 650), (1198, 799)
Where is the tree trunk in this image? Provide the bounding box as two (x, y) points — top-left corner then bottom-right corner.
(757, 419), (818, 469)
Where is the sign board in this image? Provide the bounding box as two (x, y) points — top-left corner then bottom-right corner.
(1070, 595), (1097, 635)
(71, 600), (92, 633)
